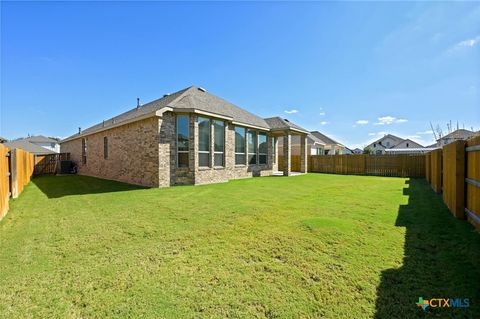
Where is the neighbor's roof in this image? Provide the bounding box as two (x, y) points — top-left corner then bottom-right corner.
(63, 86), (279, 141)
(4, 140), (56, 155)
(390, 138), (424, 149)
(307, 132), (326, 145)
(264, 117), (309, 134)
(438, 129), (475, 141)
(310, 131), (343, 146)
(24, 135), (59, 143)
(0, 136), (7, 142)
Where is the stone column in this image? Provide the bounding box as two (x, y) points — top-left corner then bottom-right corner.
(300, 134), (308, 173)
(331, 145), (336, 155)
(273, 136), (278, 172)
(283, 132), (291, 176)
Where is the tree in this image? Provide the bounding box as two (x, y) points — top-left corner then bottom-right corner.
(363, 146), (373, 155)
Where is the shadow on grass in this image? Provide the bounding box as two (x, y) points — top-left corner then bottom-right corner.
(375, 179), (480, 318)
(32, 175), (146, 198)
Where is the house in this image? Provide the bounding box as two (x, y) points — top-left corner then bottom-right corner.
(278, 132), (326, 156)
(4, 140), (56, 155)
(366, 134), (405, 154)
(352, 148), (363, 154)
(60, 86), (310, 187)
(435, 129), (476, 147)
(0, 137), (7, 143)
(310, 131), (346, 155)
(23, 135), (60, 153)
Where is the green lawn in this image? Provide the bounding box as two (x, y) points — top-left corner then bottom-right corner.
(0, 174), (479, 318)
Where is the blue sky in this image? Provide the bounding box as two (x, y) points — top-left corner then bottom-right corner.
(1, 1), (479, 148)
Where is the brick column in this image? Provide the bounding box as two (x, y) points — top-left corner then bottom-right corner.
(283, 132), (291, 176)
(300, 134), (308, 173)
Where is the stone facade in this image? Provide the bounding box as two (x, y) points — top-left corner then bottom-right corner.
(61, 112), (277, 188)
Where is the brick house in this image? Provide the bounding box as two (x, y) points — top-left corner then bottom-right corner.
(60, 86), (309, 187)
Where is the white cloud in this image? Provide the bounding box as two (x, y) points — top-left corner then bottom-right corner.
(284, 109), (298, 114)
(319, 112), (326, 116)
(456, 36), (480, 48)
(320, 121), (329, 125)
(374, 116), (408, 125)
(368, 133), (376, 136)
(356, 120), (369, 125)
(374, 116), (396, 125)
(368, 131), (387, 136)
(407, 135), (421, 139)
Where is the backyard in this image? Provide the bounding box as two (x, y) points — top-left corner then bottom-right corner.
(0, 174), (479, 318)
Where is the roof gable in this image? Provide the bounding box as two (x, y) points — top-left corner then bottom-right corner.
(310, 131), (343, 146)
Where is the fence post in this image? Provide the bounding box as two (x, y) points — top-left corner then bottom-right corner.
(442, 141), (466, 219)
(10, 149), (19, 198)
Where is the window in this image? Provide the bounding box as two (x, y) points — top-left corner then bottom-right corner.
(373, 143), (376, 147)
(103, 136), (108, 159)
(272, 137), (276, 163)
(386, 141), (390, 147)
(259, 132), (267, 164)
(247, 129), (257, 164)
(177, 115), (189, 168)
(213, 120), (224, 166)
(406, 142), (409, 147)
(235, 126), (246, 165)
(198, 116), (210, 167)
(81, 138), (87, 164)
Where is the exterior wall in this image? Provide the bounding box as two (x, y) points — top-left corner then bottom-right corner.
(367, 136), (401, 154)
(61, 117), (161, 187)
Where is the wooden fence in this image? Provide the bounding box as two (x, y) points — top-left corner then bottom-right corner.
(308, 154), (425, 177)
(278, 155), (302, 172)
(34, 153), (70, 175)
(1, 146), (35, 220)
(0, 145), (10, 220)
(425, 136), (480, 229)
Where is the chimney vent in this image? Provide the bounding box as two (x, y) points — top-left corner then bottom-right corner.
(78, 127), (81, 134)
(137, 97), (140, 108)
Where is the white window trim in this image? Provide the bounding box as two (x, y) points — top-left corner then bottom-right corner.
(177, 114), (190, 168)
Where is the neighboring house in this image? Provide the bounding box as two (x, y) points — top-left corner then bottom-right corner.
(310, 131), (346, 155)
(343, 147), (354, 155)
(352, 148), (363, 154)
(390, 138), (424, 149)
(23, 135), (60, 153)
(60, 86), (309, 187)
(278, 132), (326, 156)
(4, 140), (56, 155)
(435, 129), (476, 147)
(0, 137), (7, 143)
(366, 134), (405, 155)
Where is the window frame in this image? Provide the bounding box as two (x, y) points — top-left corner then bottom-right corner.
(176, 114), (190, 168)
(234, 126), (246, 165)
(103, 136), (108, 159)
(213, 119), (225, 167)
(247, 129), (258, 165)
(81, 138), (87, 164)
(197, 116), (211, 168)
(258, 132), (267, 165)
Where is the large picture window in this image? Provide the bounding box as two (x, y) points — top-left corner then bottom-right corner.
(213, 120), (225, 167)
(235, 126), (246, 165)
(177, 115), (189, 168)
(247, 129), (257, 165)
(198, 116), (210, 167)
(259, 133), (267, 164)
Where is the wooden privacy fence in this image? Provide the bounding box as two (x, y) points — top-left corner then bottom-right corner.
(425, 136), (480, 229)
(278, 155), (302, 172)
(34, 153), (70, 175)
(308, 154), (425, 177)
(0, 146), (35, 220)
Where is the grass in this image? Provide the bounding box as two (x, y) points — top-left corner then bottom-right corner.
(0, 174), (479, 318)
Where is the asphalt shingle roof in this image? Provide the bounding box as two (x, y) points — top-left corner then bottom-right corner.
(264, 117), (309, 133)
(63, 86), (310, 141)
(310, 131), (343, 146)
(24, 135), (59, 143)
(439, 129), (475, 141)
(4, 140), (56, 155)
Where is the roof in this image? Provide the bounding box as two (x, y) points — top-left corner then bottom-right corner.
(0, 136), (7, 143)
(264, 117), (309, 134)
(63, 86), (278, 141)
(370, 134), (404, 145)
(438, 129), (475, 141)
(4, 140), (56, 155)
(310, 131), (343, 146)
(307, 133), (326, 145)
(390, 138), (424, 149)
(23, 135), (59, 143)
